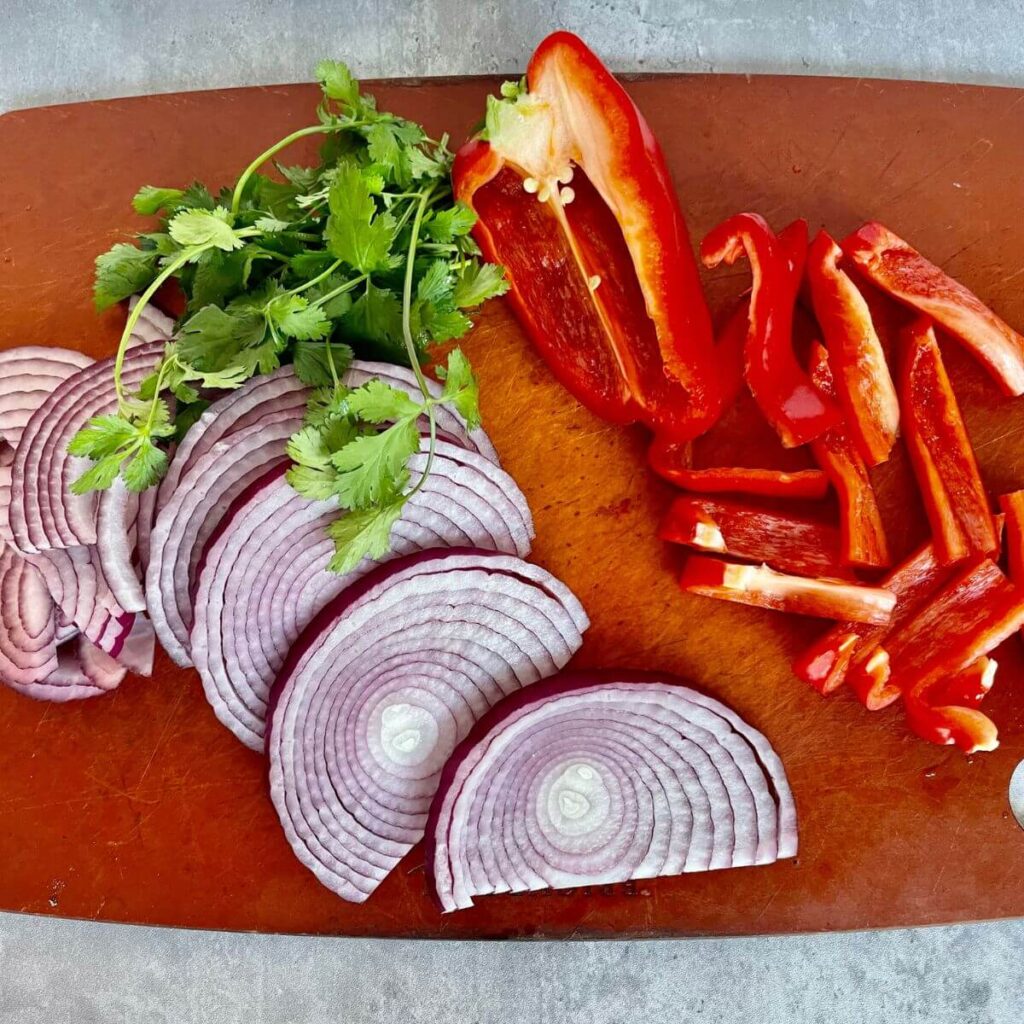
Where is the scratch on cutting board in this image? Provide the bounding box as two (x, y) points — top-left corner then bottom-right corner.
(884, 138), (994, 206)
(133, 685), (188, 789)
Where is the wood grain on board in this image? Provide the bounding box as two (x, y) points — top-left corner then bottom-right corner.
(1, 73), (1023, 938)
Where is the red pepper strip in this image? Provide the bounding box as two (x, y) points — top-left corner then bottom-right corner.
(998, 490), (1024, 584)
(808, 342), (891, 568)
(873, 558), (1024, 705)
(904, 699), (999, 754)
(679, 555), (896, 624)
(792, 537), (950, 697)
(453, 32), (721, 439)
(900, 317), (998, 565)
(842, 221), (1024, 396)
(927, 656), (997, 709)
(700, 214), (842, 448)
(661, 495), (851, 577)
(651, 463), (829, 500)
(807, 230), (899, 466)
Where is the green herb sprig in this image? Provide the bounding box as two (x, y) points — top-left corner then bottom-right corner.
(71, 59), (508, 572)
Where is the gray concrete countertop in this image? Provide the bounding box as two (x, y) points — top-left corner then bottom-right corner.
(2, 2), (1023, 1022)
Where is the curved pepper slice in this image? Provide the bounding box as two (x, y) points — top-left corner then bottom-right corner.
(453, 32), (721, 439)
(701, 214), (842, 447)
(998, 490), (1024, 584)
(904, 700), (999, 754)
(680, 555), (895, 624)
(807, 230), (898, 465)
(660, 495), (850, 577)
(650, 461), (829, 500)
(926, 656), (997, 709)
(792, 537), (950, 699)
(900, 317), (998, 565)
(808, 342), (890, 568)
(842, 221), (1024, 396)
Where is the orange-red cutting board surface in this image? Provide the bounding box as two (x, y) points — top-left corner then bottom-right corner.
(1, 73), (1024, 939)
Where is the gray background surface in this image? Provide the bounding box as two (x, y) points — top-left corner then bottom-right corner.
(2, 1), (1023, 1021)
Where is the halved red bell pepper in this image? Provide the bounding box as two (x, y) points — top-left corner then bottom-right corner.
(842, 221), (1024, 396)
(792, 536), (950, 698)
(453, 32), (721, 439)
(680, 555), (895, 624)
(700, 214), (842, 448)
(660, 495), (850, 577)
(900, 317), (997, 565)
(807, 230), (898, 465)
(873, 558), (1024, 704)
(998, 490), (1024, 584)
(808, 342), (890, 568)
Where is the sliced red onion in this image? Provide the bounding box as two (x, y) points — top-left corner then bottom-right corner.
(266, 549), (588, 903)
(10, 342), (164, 553)
(126, 296), (175, 345)
(193, 441), (535, 751)
(96, 480), (146, 612)
(0, 543), (60, 687)
(147, 412), (306, 665)
(426, 673), (797, 913)
(0, 346), (94, 449)
(0, 444), (14, 545)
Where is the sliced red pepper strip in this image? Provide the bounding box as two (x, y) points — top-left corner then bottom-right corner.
(927, 656), (997, 709)
(900, 317), (997, 565)
(660, 495), (850, 577)
(876, 558), (1024, 703)
(904, 700), (999, 754)
(679, 555), (895, 624)
(998, 490), (1024, 583)
(793, 537), (950, 698)
(807, 230), (899, 465)
(842, 221), (1024, 396)
(650, 462), (829, 500)
(700, 214), (842, 448)
(808, 342), (890, 568)
(453, 32), (721, 438)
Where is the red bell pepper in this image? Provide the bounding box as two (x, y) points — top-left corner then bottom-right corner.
(872, 558), (1024, 705)
(650, 462), (829, 500)
(660, 495), (850, 577)
(998, 490), (1024, 584)
(679, 555), (895, 624)
(926, 655), (997, 709)
(900, 317), (997, 565)
(842, 221), (1024, 396)
(808, 342), (890, 568)
(904, 699), (998, 754)
(792, 537), (950, 699)
(700, 214), (842, 448)
(807, 230), (898, 466)
(453, 32), (721, 439)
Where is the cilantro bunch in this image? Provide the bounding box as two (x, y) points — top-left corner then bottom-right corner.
(71, 60), (508, 572)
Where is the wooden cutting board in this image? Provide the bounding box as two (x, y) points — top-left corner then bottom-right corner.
(2, 72), (1024, 939)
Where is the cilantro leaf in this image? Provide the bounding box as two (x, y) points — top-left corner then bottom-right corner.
(316, 60), (360, 110)
(132, 186), (185, 216)
(439, 348), (481, 429)
(331, 418), (419, 509)
(417, 259), (454, 305)
(94, 244), (160, 311)
(325, 163), (397, 272)
(453, 262), (509, 308)
(422, 306), (472, 343)
(176, 304), (267, 377)
(346, 380), (422, 423)
(70, 453), (126, 495)
(341, 282), (404, 355)
(287, 463), (339, 501)
(425, 203), (476, 243)
(268, 294), (332, 341)
(68, 415), (138, 459)
(168, 208), (244, 251)
(293, 340), (354, 387)
(326, 502), (406, 573)
(122, 440), (168, 491)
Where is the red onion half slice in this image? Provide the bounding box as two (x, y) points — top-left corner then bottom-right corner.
(426, 672), (797, 913)
(0, 346), (94, 449)
(96, 481), (147, 613)
(267, 549), (588, 903)
(126, 296), (175, 345)
(193, 441), (535, 750)
(147, 411), (306, 665)
(10, 342), (164, 553)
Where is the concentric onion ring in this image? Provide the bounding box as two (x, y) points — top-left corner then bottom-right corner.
(426, 673), (797, 912)
(10, 342), (164, 553)
(0, 346), (94, 449)
(193, 441), (535, 750)
(267, 549), (588, 903)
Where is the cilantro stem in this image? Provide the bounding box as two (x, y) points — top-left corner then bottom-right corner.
(289, 258), (344, 296)
(400, 185), (438, 499)
(231, 125), (337, 218)
(309, 272), (367, 310)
